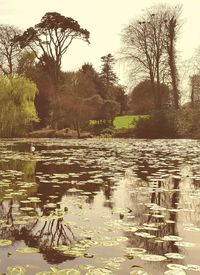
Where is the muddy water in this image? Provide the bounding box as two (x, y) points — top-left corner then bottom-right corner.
(0, 138), (200, 274)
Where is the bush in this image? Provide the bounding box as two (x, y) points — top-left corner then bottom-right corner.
(176, 105), (200, 138)
(134, 110), (177, 138)
(101, 127), (114, 135)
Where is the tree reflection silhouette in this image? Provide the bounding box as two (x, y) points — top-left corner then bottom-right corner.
(0, 199), (78, 264)
(125, 176), (181, 256)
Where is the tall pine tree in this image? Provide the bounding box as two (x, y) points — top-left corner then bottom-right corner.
(99, 53), (118, 98)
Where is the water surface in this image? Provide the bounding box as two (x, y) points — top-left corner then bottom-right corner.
(0, 138), (200, 275)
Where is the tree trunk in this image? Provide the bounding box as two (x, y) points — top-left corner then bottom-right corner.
(75, 121), (81, 138)
(167, 18), (179, 109)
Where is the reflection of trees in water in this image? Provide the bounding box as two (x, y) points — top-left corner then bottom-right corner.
(0, 199), (77, 264)
(124, 176), (182, 255)
(0, 159), (36, 182)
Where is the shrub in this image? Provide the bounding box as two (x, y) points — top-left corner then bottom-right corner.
(176, 105), (200, 138)
(101, 127), (114, 135)
(134, 110), (177, 138)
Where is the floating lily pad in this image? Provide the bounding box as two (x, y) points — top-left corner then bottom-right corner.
(164, 253), (185, 260)
(7, 265), (26, 275)
(125, 247), (146, 256)
(57, 269), (81, 275)
(130, 266), (149, 275)
(20, 207), (34, 212)
(85, 268), (112, 274)
(187, 264), (200, 271)
(36, 272), (52, 275)
(0, 239), (12, 246)
(167, 264), (187, 270)
(164, 270), (186, 275)
(16, 247), (39, 253)
(161, 235), (183, 242)
(139, 254), (166, 261)
(174, 242), (195, 248)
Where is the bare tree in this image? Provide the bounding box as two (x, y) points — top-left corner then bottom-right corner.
(120, 4), (182, 110)
(0, 24), (22, 75)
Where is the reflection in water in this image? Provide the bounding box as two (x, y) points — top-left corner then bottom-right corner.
(0, 139), (200, 274)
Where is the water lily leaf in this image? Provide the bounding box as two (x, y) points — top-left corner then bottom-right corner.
(16, 247), (39, 253)
(161, 235), (182, 242)
(20, 207), (34, 211)
(174, 241), (195, 247)
(167, 264), (187, 270)
(0, 239), (12, 246)
(164, 270), (186, 275)
(130, 268), (150, 275)
(50, 267), (58, 273)
(36, 272), (52, 275)
(139, 254), (166, 261)
(57, 269), (81, 275)
(7, 265), (25, 275)
(85, 268), (112, 274)
(164, 253), (184, 259)
(44, 203), (57, 209)
(125, 247), (146, 257)
(187, 264), (200, 271)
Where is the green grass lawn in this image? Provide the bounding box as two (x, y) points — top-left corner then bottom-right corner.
(90, 115), (149, 130)
(113, 115), (147, 129)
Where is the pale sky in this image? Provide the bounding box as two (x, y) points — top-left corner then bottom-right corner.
(0, 0), (199, 88)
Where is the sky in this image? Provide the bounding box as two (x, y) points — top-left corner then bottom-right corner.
(0, 0), (200, 89)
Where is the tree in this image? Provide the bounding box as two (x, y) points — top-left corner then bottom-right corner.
(13, 12), (90, 83)
(17, 50), (54, 128)
(0, 76), (39, 137)
(129, 80), (170, 114)
(0, 24), (22, 75)
(164, 5), (182, 109)
(101, 99), (120, 124)
(121, 4), (182, 110)
(108, 85), (128, 115)
(99, 53), (118, 98)
(51, 70), (102, 137)
(190, 74), (200, 107)
(80, 63), (105, 98)
(16, 50), (37, 76)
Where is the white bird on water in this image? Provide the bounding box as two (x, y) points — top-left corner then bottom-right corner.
(30, 144), (35, 154)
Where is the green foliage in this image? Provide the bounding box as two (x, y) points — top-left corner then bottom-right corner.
(176, 104), (200, 138)
(129, 80), (171, 114)
(99, 54), (118, 84)
(13, 12), (90, 82)
(0, 75), (39, 137)
(101, 127), (114, 136)
(134, 111), (177, 138)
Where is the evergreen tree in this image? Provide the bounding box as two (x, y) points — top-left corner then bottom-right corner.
(99, 53), (118, 98)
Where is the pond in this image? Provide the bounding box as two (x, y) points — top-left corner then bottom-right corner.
(0, 138), (200, 275)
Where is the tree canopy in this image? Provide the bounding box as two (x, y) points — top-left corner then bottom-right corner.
(13, 12), (90, 82)
(0, 24), (22, 75)
(0, 76), (39, 137)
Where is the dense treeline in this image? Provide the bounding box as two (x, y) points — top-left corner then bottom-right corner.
(0, 5), (200, 138)
(0, 13), (127, 137)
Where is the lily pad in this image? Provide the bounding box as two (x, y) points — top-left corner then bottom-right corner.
(164, 270), (186, 275)
(0, 239), (12, 247)
(167, 264), (187, 270)
(164, 253), (185, 260)
(187, 264), (200, 271)
(7, 265), (26, 275)
(16, 247), (39, 253)
(161, 235), (182, 242)
(174, 241), (195, 248)
(139, 254), (166, 262)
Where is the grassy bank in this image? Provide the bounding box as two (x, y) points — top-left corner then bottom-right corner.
(113, 115), (147, 129)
